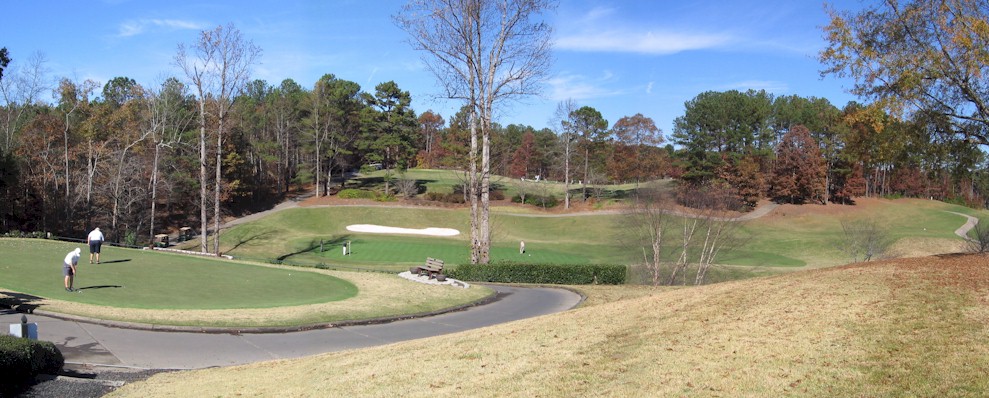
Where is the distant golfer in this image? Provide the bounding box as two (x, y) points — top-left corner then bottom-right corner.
(87, 227), (104, 264)
(63, 248), (81, 292)
(520, 240), (525, 254)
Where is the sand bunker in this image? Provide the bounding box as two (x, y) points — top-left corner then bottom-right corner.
(346, 224), (461, 237)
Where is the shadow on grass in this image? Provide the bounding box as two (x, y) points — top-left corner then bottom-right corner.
(77, 285), (123, 290)
(0, 290), (45, 313)
(227, 227), (279, 253)
(99, 259), (131, 264)
(276, 236), (352, 262)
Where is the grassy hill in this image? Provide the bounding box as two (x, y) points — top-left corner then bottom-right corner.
(109, 254), (989, 397)
(214, 195), (984, 284)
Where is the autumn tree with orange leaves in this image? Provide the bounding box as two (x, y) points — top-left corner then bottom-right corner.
(771, 125), (826, 204)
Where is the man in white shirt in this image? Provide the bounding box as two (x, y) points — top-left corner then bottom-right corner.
(87, 227), (105, 264)
(63, 248), (81, 292)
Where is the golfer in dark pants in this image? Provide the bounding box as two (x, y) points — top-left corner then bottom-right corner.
(87, 227), (104, 264)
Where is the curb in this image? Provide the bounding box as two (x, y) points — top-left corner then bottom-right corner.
(5, 286), (500, 335)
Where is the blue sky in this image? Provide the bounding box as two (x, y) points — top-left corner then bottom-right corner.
(2, 0), (866, 136)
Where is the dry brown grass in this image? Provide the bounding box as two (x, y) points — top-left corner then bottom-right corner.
(16, 264), (492, 327)
(888, 236), (966, 259)
(109, 254), (989, 397)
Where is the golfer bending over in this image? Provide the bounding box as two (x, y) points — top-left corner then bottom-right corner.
(87, 227), (104, 264)
(63, 248), (81, 292)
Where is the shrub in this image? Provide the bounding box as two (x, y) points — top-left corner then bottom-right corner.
(0, 335), (64, 392)
(424, 191), (465, 204)
(338, 189), (376, 199)
(373, 193), (396, 202)
(449, 261), (626, 285)
(511, 194), (558, 208)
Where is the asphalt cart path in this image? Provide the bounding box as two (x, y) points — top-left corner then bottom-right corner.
(0, 285), (581, 370)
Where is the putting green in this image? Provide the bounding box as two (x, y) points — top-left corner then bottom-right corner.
(0, 239), (357, 310)
(277, 235), (593, 268)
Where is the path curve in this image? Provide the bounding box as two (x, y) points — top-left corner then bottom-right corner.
(0, 285), (581, 370)
(947, 211), (980, 240)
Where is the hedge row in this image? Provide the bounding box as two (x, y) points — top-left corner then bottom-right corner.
(511, 194), (559, 208)
(0, 231), (48, 239)
(0, 335), (64, 392)
(449, 261), (626, 285)
(337, 189), (395, 202)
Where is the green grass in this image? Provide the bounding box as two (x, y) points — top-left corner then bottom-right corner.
(220, 207), (635, 268)
(218, 197), (984, 273)
(0, 239), (357, 310)
(736, 198), (989, 267)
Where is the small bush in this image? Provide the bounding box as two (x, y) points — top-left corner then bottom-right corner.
(338, 189), (376, 199)
(490, 190), (505, 201)
(373, 193), (396, 202)
(449, 261), (626, 285)
(511, 194), (558, 208)
(424, 191), (465, 204)
(0, 335), (64, 393)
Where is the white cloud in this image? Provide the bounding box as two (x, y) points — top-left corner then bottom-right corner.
(547, 72), (624, 101)
(646, 81), (654, 95)
(117, 19), (203, 37)
(555, 29), (733, 55)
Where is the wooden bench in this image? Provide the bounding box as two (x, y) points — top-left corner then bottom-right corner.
(410, 257), (446, 281)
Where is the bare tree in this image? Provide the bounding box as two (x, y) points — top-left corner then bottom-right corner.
(176, 23), (261, 254)
(624, 184), (746, 286)
(144, 77), (193, 244)
(623, 189), (675, 286)
(54, 78), (98, 221)
(395, 175), (418, 199)
(395, 0), (555, 264)
(553, 99), (577, 209)
(966, 220), (989, 254)
(0, 51), (49, 153)
(838, 217), (893, 262)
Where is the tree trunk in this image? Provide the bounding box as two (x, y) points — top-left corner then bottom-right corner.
(199, 102), (208, 253)
(150, 142), (161, 245)
(479, 117), (491, 264)
(468, 108), (481, 264)
(86, 139), (94, 206)
(564, 139), (571, 209)
(214, 116), (223, 255)
(583, 147), (589, 202)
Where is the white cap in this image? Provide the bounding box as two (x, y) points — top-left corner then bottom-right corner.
(74, 247), (81, 254)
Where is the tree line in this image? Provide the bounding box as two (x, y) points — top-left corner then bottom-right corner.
(671, 89), (989, 210)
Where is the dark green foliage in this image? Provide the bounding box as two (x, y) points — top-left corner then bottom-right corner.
(0, 335), (64, 392)
(424, 191), (466, 204)
(337, 189), (376, 199)
(512, 193), (558, 208)
(449, 261), (626, 285)
(0, 47), (9, 82)
(358, 81), (418, 169)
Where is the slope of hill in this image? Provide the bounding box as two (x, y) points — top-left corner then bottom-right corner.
(110, 254), (989, 397)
